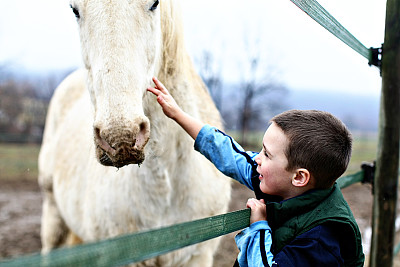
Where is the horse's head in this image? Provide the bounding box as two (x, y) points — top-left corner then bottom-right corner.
(69, 0), (165, 167)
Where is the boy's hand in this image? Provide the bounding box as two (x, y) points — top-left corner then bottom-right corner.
(147, 77), (182, 120)
(247, 198), (267, 224)
(147, 77), (205, 140)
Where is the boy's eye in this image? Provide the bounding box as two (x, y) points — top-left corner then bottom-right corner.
(261, 148), (269, 158)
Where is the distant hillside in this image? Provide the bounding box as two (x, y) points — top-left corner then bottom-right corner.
(286, 89), (380, 132)
(218, 83), (380, 133)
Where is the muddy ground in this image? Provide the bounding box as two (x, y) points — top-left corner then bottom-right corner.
(1, 179), (400, 266)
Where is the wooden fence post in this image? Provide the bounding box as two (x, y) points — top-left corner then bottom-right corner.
(369, 0), (400, 266)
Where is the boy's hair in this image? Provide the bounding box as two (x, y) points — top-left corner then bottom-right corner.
(271, 110), (352, 189)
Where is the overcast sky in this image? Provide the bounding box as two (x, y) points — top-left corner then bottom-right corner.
(0, 0), (386, 96)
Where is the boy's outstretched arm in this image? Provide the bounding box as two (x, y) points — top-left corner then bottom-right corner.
(147, 77), (205, 140)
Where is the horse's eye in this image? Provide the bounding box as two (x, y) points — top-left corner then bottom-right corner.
(149, 0), (159, 11)
(70, 5), (80, 19)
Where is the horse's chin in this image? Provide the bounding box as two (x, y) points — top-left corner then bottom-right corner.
(97, 148), (145, 168)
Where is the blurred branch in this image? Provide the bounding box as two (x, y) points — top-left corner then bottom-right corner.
(199, 51), (224, 111)
(0, 68), (73, 143)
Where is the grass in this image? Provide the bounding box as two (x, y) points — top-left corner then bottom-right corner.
(346, 133), (378, 175)
(0, 133), (378, 181)
(0, 143), (41, 180)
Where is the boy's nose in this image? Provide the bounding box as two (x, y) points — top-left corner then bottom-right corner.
(255, 154), (261, 165)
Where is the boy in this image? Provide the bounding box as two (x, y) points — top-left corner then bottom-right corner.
(147, 77), (364, 266)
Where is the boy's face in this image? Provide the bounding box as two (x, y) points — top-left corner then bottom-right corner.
(255, 122), (295, 200)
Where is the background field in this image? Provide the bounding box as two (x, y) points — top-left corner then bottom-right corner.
(0, 133), (378, 182)
(0, 143), (40, 181)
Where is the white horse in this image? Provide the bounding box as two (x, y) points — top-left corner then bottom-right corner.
(38, 0), (231, 266)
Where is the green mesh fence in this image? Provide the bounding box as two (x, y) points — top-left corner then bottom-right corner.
(0, 171), (364, 267)
(337, 170), (364, 189)
(289, 0), (372, 61)
(0, 209), (250, 267)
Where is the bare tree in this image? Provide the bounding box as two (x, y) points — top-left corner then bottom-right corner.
(196, 37), (288, 146)
(0, 68), (72, 143)
(232, 24), (289, 146)
(238, 57), (288, 147)
(0, 80), (24, 132)
(33, 69), (73, 101)
(199, 51), (224, 111)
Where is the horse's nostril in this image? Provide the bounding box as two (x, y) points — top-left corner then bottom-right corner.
(94, 127), (100, 138)
(134, 119), (150, 150)
(139, 122), (146, 132)
(94, 127), (117, 156)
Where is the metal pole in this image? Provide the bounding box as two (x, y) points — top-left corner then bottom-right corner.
(370, 0), (400, 266)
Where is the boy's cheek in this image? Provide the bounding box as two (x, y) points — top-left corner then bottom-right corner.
(259, 181), (269, 194)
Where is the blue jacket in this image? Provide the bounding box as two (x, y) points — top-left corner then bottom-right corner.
(194, 125), (361, 266)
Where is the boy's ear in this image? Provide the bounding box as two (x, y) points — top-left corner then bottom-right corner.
(291, 168), (311, 187)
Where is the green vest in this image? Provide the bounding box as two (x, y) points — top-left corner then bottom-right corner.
(265, 183), (365, 266)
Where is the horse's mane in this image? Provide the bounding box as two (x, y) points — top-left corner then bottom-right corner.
(159, 0), (222, 127)
(160, 0), (203, 86)
(160, 0), (187, 77)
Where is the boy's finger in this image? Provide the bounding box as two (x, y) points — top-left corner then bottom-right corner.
(246, 198), (256, 208)
(152, 77), (168, 93)
(157, 96), (165, 105)
(147, 87), (160, 96)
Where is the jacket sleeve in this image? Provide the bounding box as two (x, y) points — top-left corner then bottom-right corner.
(235, 221), (276, 267)
(194, 125), (258, 190)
